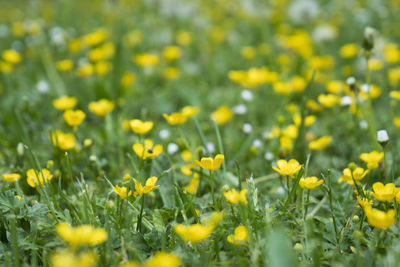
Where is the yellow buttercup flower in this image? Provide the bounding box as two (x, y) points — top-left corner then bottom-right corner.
(272, 159), (301, 177)
(53, 96), (78, 110)
(76, 63), (94, 77)
(26, 168), (53, 188)
(390, 91), (400, 100)
(211, 106), (233, 125)
(88, 99), (114, 117)
(52, 131), (76, 150)
(360, 150), (384, 170)
(181, 106), (199, 118)
(340, 43), (358, 58)
(163, 112), (188, 125)
(299, 176), (323, 189)
(195, 154), (224, 171)
(318, 94), (339, 108)
(83, 28), (108, 46)
(121, 72), (136, 87)
(56, 59), (74, 72)
(143, 252), (181, 267)
(227, 225), (248, 245)
(223, 189), (248, 204)
(1, 173), (21, 182)
(357, 196), (373, 209)
(113, 185), (132, 199)
(308, 136), (332, 150)
(364, 206), (396, 229)
(129, 119), (154, 134)
(163, 46), (181, 61)
(2, 49), (22, 64)
(371, 182), (396, 202)
(183, 173), (200, 194)
(338, 167), (368, 185)
(56, 222), (107, 246)
(63, 109), (86, 127)
(174, 224), (214, 242)
(176, 31), (192, 46)
(132, 139), (163, 160)
(133, 177), (159, 197)
(164, 67), (180, 80)
(133, 53), (159, 67)
(50, 250), (97, 267)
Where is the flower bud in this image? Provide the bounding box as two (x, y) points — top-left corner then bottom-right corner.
(377, 129), (389, 147)
(362, 27), (375, 52)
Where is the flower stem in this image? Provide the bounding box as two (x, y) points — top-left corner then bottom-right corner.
(137, 195), (145, 232)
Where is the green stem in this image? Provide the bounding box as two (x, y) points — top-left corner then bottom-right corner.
(210, 170), (216, 209)
(137, 195), (145, 232)
(278, 168), (303, 220)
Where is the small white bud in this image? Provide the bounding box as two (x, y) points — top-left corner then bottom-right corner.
(252, 139), (262, 148)
(243, 123), (252, 134)
(341, 95), (352, 106)
(264, 152), (274, 161)
(377, 129), (389, 145)
(167, 143), (179, 154)
(276, 186), (285, 195)
(159, 129), (170, 139)
(241, 89), (253, 101)
(359, 120), (368, 129)
(89, 155), (97, 162)
(206, 142), (215, 153)
(346, 77), (356, 86)
(17, 142), (24, 156)
(361, 83), (369, 93)
(233, 104), (247, 115)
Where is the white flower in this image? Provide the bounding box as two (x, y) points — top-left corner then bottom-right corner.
(312, 24), (337, 43)
(361, 84), (369, 93)
(36, 80), (49, 93)
(359, 120), (368, 129)
(167, 143), (179, 154)
(264, 152), (274, 161)
(159, 129), (170, 139)
(241, 90), (253, 101)
(206, 142), (215, 153)
(377, 129), (389, 143)
(276, 186), (285, 195)
(346, 77), (356, 86)
(233, 104), (247, 115)
(17, 142), (24, 156)
(288, 0), (319, 23)
(252, 139), (262, 148)
(243, 123), (252, 134)
(341, 95), (352, 106)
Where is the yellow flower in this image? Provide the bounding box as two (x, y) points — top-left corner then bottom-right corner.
(326, 80), (344, 94)
(52, 131), (76, 150)
(95, 61), (112, 75)
(371, 182), (396, 202)
(26, 168), (53, 188)
(204, 211), (225, 225)
(1, 173), (21, 182)
(360, 150), (384, 170)
(113, 185), (132, 199)
(83, 28), (108, 46)
(132, 139), (163, 160)
(318, 94), (339, 108)
(63, 109), (86, 127)
(224, 189), (248, 204)
(15, 195), (23, 202)
(357, 196), (373, 209)
(176, 31), (192, 46)
(390, 91), (400, 100)
(227, 225), (248, 245)
(143, 252), (181, 267)
(163, 112), (188, 125)
(293, 114), (316, 127)
(53, 96), (78, 110)
(174, 224), (214, 242)
(56, 223), (107, 246)
(164, 67), (180, 80)
(163, 46), (181, 61)
(88, 99), (114, 117)
(340, 43), (358, 58)
(181, 106), (199, 118)
(50, 250), (97, 267)
(133, 176), (159, 197)
(121, 72), (136, 87)
(181, 150), (193, 161)
(76, 63), (94, 77)
(119, 261), (141, 267)
(195, 154), (224, 171)
(384, 44), (400, 64)
(299, 176), (323, 189)
(338, 167), (368, 185)
(364, 206), (396, 229)
(133, 53), (159, 67)
(183, 173), (200, 194)
(272, 159), (301, 177)
(2, 49), (22, 64)
(308, 136), (332, 150)
(56, 59), (74, 72)
(211, 106), (233, 125)
(129, 119), (154, 134)
(368, 59), (383, 71)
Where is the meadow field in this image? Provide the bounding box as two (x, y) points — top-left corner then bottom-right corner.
(1, 0), (400, 266)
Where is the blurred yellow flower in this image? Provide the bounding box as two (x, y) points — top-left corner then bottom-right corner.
(134, 53), (159, 67)
(133, 139), (163, 160)
(360, 150), (384, 170)
(318, 94), (339, 108)
(2, 49), (22, 64)
(88, 99), (114, 116)
(163, 67), (180, 80)
(113, 185), (132, 199)
(52, 131), (76, 150)
(181, 106), (199, 118)
(56, 222), (107, 246)
(163, 112), (188, 125)
(76, 63), (94, 77)
(133, 177), (159, 197)
(53, 96), (78, 110)
(129, 119), (153, 134)
(26, 168), (53, 188)
(143, 252), (181, 267)
(384, 44), (400, 64)
(1, 173), (21, 182)
(183, 173), (200, 194)
(83, 28), (108, 46)
(121, 72), (136, 87)
(340, 43), (358, 58)
(56, 59), (74, 72)
(163, 46), (181, 61)
(308, 136), (332, 150)
(326, 80), (344, 94)
(211, 106), (233, 125)
(227, 225), (248, 245)
(174, 224), (214, 242)
(272, 159), (301, 177)
(224, 188), (248, 204)
(50, 250), (97, 267)
(364, 206), (396, 229)
(338, 167), (368, 185)
(176, 31), (192, 46)
(299, 176), (323, 189)
(63, 109), (86, 127)
(371, 182), (396, 202)
(195, 154), (224, 170)
(368, 59), (383, 71)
